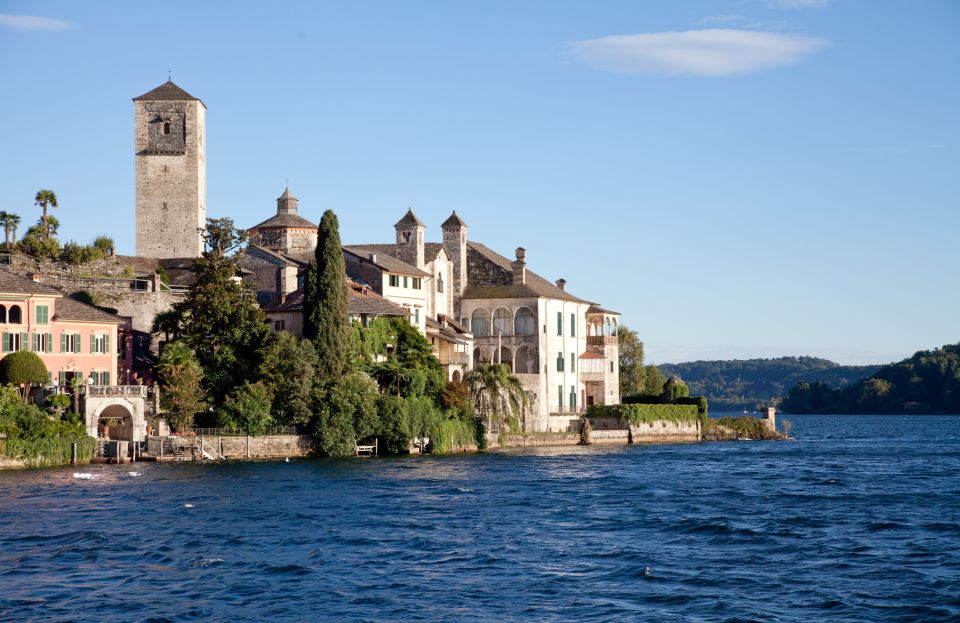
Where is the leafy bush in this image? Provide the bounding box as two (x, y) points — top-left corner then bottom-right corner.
(157, 265), (170, 286)
(586, 403), (699, 425)
(376, 395), (409, 455)
(47, 393), (71, 413)
(675, 395), (709, 419)
(0, 352), (48, 401)
(622, 393), (662, 405)
(218, 382), (273, 435)
(19, 236), (61, 260)
(312, 387), (356, 458)
(93, 236), (114, 254)
(1, 435), (96, 466)
(329, 371), (380, 442)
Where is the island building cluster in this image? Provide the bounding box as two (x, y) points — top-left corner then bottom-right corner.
(2, 80), (623, 440)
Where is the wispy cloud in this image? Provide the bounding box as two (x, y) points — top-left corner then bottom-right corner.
(699, 15), (749, 26)
(0, 14), (73, 31)
(767, 0), (830, 9)
(567, 29), (828, 77)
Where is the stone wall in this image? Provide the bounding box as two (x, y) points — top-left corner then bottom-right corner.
(207, 434), (315, 459)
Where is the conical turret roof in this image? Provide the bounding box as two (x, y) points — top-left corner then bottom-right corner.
(133, 80), (204, 106)
(441, 210), (467, 228)
(394, 208), (425, 228)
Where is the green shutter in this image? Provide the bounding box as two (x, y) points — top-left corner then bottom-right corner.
(571, 353), (575, 372)
(105, 334), (110, 354)
(571, 313), (576, 337)
(90, 334), (95, 354)
(46, 333), (52, 353)
(104, 371), (110, 386)
(32, 334), (39, 352)
(20, 333), (28, 352)
(2, 332), (9, 353)
(60, 333), (66, 353)
(75, 334), (81, 353)
(59, 371), (66, 386)
(557, 312), (562, 336)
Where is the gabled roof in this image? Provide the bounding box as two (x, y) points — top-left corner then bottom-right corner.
(461, 242), (587, 303)
(0, 270), (62, 296)
(394, 208), (425, 228)
(54, 297), (122, 324)
(441, 211), (467, 228)
(343, 245), (430, 277)
(133, 80), (204, 105)
(243, 244), (305, 268)
(587, 304), (621, 316)
(264, 280), (407, 318)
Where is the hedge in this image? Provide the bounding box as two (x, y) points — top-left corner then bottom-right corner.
(587, 403), (700, 425)
(429, 418), (478, 454)
(622, 394), (663, 405)
(0, 435), (97, 467)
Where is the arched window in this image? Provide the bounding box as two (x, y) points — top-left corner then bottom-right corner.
(473, 347), (483, 366)
(514, 345), (530, 373)
(437, 273), (444, 293)
(163, 121), (170, 135)
(452, 370), (462, 383)
(492, 308), (512, 336)
(611, 318), (618, 336)
(514, 307), (535, 335)
(8, 305), (22, 325)
(0, 305), (6, 324)
(471, 309), (490, 337)
(498, 347), (513, 371)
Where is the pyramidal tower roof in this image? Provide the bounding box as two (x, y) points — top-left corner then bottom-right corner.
(133, 80), (205, 106)
(394, 208), (425, 228)
(441, 210), (467, 228)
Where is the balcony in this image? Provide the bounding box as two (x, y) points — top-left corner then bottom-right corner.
(86, 385), (149, 398)
(587, 336), (617, 346)
(438, 352), (469, 366)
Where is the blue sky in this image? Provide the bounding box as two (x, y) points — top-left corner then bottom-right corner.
(0, 1), (957, 365)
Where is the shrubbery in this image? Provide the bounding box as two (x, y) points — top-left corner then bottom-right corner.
(587, 403), (700, 425)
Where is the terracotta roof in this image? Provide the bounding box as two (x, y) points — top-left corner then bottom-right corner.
(441, 211), (467, 228)
(426, 316), (469, 344)
(343, 246), (430, 277)
(0, 270), (62, 296)
(394, 208), (425, 228)
(264, 280), (407, 318)
(133, 80), (204, 105)
(587, 304), (620, 316)
(250, 212), (317, 230)
(244, 245), (304, 267)
(461, 242), (587, 303)
(54, 297), (122, 324)
(579, 351), (604, 360)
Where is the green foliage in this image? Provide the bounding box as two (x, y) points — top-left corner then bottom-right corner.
(369, 317), (445, 399)
(429, 416), (479, 454)
(676, 396), (709, 419)
(587, 403), (700, 425)
(34, 189), (58, 243)
(643, 365), (665, 396)
(663, 376), (689, 402)
(19, 235), (61, 260)
(312, 386), (356, 457)
(170, 218), (270, 405)
(659, 357), (882, 412)
(0, 352), (48, 402)
(705, 416), (781, 440)
(47, 393), (71, 413)
(463, 363), (528, 440)
(618, 325), (646, 396)
(782, 343), (960, 414)
(157, 265), (170, 286)
(158, 341), (206, 432)
(257, 332), (317, 427)
(303, 209), (350, 380)
(93, 235), (114, 254)
(622, 393), (662, 405)
(70, 290), (98, 307)
(218, 382), (274, 435)
(376, 395), (410, 455)
(329, 371), (380, 442)
(1, 435), (96, 467)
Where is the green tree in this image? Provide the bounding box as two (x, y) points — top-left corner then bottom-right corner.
(34, 189), (57, 243)
(158, 341), (206, 432)
(312, 386), (356, 457)
(302, 209), (349, 380)
(618, 325), (645, 396)
(258, 332), (317, 427)
(0, 352), (48, 403)
(171, 218), (270, 405)
(219, 382), (273, 435)
(376, 394), (409, 454)
(93, 235), (114, 255)
(463, 363), (528, 440)
(329, 371), (380, 442)
(369, 317), (444, 399)
(643, 364), (666, 396)
(0, 211), (13, 248)
(663, 375), (689, 403)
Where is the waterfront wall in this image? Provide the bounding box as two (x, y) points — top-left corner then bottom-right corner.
(215, 435), (315, 459)
(489, 417), (700, 449)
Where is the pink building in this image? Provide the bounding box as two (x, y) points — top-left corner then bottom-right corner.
(0, 271), (119, 388)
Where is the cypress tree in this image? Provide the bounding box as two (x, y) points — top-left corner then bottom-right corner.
(303, 209), (349, 380)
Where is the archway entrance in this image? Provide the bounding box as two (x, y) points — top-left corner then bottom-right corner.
(97, 404), (134, 441)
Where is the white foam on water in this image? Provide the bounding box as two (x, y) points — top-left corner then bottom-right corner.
(183, 503), (195, 508)
(73, 473), (98, 480)
(127, 472), (142, 477)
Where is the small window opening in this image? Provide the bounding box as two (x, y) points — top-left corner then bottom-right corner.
(163, 122), (171, 135)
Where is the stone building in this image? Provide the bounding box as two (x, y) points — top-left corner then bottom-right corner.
(133, 80), (207, 259)
(248, 188), (318, 260)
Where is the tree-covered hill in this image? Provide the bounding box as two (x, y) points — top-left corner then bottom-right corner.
(657, 357), (882, 412)
(782, 343), (960, 414)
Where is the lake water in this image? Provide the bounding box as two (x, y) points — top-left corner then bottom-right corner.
(1, 415), (958, 622)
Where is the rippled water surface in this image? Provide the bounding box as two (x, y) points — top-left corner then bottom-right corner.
(2, 415), (959, 622)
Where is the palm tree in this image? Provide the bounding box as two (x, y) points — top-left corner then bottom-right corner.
(463, 363), (529, 442)
(0, 211), (9, 248)
(34, 189), (57, 243)
(9, 213), (21, 246)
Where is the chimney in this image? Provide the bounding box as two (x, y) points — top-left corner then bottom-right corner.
(368, 253), (377, 263)
(556, 278), (566, 291)
(28, 272), (41, 283)
(511, 247), (527, 285)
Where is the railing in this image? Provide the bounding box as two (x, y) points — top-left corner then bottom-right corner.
(87, 385), (148, 398)
(191, 426), (299, 437)
(199, 437), (225, 461)
(438, 352), (469, 365)
(587, 336), (617, 345)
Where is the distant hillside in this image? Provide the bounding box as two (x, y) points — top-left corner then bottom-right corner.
(657, 357), (882, 412)
(782, 343), (960, 414)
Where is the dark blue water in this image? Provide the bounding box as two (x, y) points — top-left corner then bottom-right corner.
(1, 415), (959, 622)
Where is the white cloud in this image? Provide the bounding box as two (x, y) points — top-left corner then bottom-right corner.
(567, 29), (828, 77)
(0, 14), (73, 31)
(767, 0), (830, 8)
(699, 15), (749, 26)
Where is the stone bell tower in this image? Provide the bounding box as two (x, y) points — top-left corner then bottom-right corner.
(133, 80), (206, 258)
